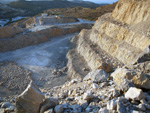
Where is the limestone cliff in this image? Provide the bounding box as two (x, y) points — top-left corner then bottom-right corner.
(67, 0), (150, 78)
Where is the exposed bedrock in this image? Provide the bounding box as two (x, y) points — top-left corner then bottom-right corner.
(67, 0), (150, 78)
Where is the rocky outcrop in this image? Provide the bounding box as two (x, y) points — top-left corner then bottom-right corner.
(67, 0), (150, 78)
(112, 0), (150, 24)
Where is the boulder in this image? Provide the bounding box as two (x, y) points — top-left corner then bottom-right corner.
(111, 68), (150, 89)
(83, 69), (108, 83)
(125, 87), (145, 100)
(54, 105), (63, 113)
(15, 82), (45, 113)
(40, 98), (58, 113)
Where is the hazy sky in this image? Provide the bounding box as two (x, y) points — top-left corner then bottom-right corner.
(83, 0), (118, 4)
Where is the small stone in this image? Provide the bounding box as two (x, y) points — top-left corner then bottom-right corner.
(100, 82), (108, 87)
(66, 97), (74, 101)
(1, 102), (12, 108)
(68, 90), (73, 96)
(91, 83), (98, 89)
(54, 105), (63, 113)
(75, 96), (82, 101)
(140, 99), (148, 104)
(71, 89), (77, 96)
(113, 90), (120, 98)
(40, 98), (58, 113)
(136, 104), (146, 111)
(117, 100), (126, 113)
(144, 104), (150, 110)
(99, 107), (108, 113)
(85, 106), (93, 112)
(5, 106), (15, 112)
(71, 104), (82, 112)
(44, 109), (54, 113)
(125, 87), (145, 100)
(83, 69), (108, 83)
(78, 99), (87, 105)
(97, 62), (113, 73)
(131, 100), (140, 105)
(61, 92), (68, 99)
(83, 91), (94, 101)
(107, 99), (118, 110)
(80, 101), (88, 110)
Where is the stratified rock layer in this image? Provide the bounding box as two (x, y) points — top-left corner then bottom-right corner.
(67, 0), (150, 78)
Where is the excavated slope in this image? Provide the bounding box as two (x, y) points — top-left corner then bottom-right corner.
(67, 0), (150, 78)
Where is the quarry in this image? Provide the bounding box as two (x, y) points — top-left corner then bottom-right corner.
(0, 0), (150, 113)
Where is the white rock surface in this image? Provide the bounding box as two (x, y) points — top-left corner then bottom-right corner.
(83, 69), (108, 82)
(107, 99), (118, 110)
(125, 87), (145, 100)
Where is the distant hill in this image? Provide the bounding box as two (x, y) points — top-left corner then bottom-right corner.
(0, 3), (24, 19)
(7, 0), (101, 17)
(44, 2), (117, 21)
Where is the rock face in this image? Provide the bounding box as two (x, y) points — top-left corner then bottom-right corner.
(67, 0), (150, 78)
(112, 0), (150, 24)
(15, 82), (45, 113)
(111, 68), (150, 89)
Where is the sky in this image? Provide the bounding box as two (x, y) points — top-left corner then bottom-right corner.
(83, 0), (118, 4)
(0, 0), (118, 4)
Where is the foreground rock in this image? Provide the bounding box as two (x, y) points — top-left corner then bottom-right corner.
(15, 82), (45, 113)
(111, 68), (150, 89)
(125, 87), (145, 100)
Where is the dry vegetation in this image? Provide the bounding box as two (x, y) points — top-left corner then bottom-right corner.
(45, 3), (117, 21)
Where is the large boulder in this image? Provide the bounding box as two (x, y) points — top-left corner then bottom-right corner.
(111, 68), (150, 89)
(83, 69), (109, 82)
(15, 82), (45, 113)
